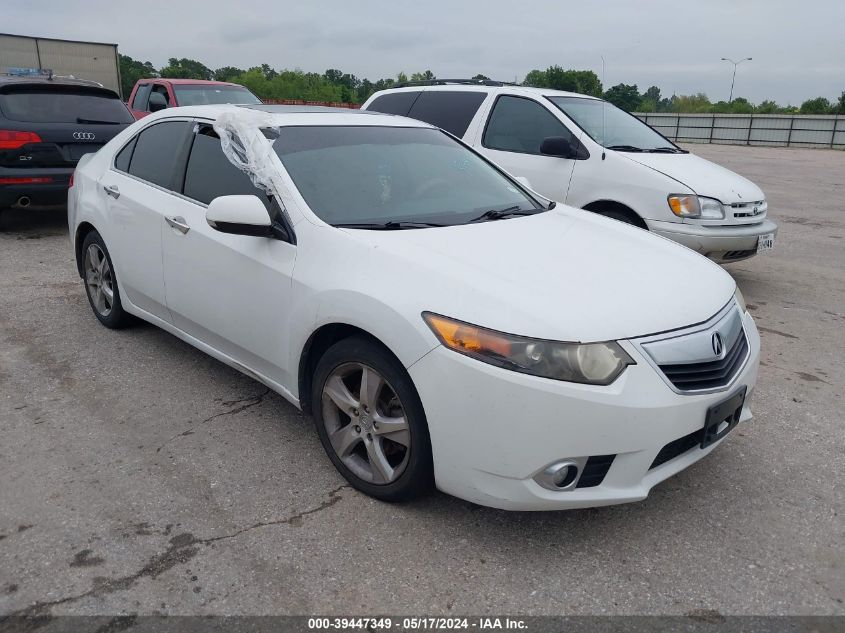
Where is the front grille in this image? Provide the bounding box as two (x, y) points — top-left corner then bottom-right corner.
(650, 430), (700, 469)
(659, 332), (748, 392)
(575, 454), (615, 488)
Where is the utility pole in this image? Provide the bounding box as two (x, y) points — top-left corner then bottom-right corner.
(721, 57), (752, 103)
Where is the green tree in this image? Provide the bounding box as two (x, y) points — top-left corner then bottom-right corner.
(728, 97), (754, 114)
(522, 66), (601, 96)
(835, 91), (845, 115)
(410, 70), (436, 82)
(800, 97), (833, 114)
(671, 93), (712, 113)
(213, 66), (245, 82)
(118, 54), (157, 98)
(755, 100), (782, 114)
(522, 69), (547, 87)
(604, 83), (641, 111)
(160, 57), (213, 81)
(471, 74), (491, 82)
(642, 85), (661, 104)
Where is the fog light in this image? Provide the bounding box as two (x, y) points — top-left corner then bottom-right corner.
(534, 460), (580, 491)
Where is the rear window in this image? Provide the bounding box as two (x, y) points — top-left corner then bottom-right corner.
(173, 85), (261, 106)
(366, 91), (420, 116)
(406, 91), (487, 138)
(0, 88), (133, 124)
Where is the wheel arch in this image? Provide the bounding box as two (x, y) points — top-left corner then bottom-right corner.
(74, 221), (98, 277)
(582, 200), (648, 229)
(298, 323), (402, 415)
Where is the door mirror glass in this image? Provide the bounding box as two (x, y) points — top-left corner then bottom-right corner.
(540, 136), (577, 158)
(206, 195), (273, 237)
(148, 91), (168, 112)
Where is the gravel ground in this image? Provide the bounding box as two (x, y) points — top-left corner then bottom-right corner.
(0, 144), (842, 618)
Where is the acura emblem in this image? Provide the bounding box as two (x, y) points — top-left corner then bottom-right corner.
(712, 332), (724, 357)
(73, 132), (96, 140)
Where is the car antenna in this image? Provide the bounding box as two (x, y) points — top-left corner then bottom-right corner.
(600, 55), (606, 160)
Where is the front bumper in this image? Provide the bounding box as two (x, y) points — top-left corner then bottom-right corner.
(408, 311), (760, 510)
(647, 218), (778, 263)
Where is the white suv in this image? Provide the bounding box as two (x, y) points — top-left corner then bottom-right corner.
(362, 81), (778, 263)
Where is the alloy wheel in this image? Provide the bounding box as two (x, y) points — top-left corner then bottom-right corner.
(321, 362), (411, 484)
(84, 244), (114, 317)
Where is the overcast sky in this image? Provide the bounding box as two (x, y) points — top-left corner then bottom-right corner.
(6, 0), (844, 105)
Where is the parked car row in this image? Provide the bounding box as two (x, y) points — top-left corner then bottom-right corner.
(67, 101), (762, 510)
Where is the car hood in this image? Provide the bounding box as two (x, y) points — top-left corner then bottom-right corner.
(344, 208), (736, 343)
(621, 152), (764, 203)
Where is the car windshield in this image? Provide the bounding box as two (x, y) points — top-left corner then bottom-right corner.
(0, 88), (134, 124)
(173, 85), (261, 106)
(272, 126), (541, 227)
(547, 96), (677, 151)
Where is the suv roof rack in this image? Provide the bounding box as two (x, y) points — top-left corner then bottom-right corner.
(393, 78), (516, 88)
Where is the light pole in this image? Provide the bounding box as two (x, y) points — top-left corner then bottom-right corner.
(721, 57), (752, 103)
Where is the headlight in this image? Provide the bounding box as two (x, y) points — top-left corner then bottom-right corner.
(734, 287), (748, 313)
(668, 195), (725, 219)
(423, 312), (634, 385)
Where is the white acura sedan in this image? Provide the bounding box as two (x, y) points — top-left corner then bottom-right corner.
(68, 105), (760, 510)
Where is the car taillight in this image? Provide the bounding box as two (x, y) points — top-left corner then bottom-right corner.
(0, 176), (53, 185)
(0, 130), (42, 150)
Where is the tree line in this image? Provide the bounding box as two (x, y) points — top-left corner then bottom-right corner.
(120, 56), (845, 115)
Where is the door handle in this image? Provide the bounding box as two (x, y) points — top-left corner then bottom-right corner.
(165, 216), (190, 234)
(103, 184), (120, 199)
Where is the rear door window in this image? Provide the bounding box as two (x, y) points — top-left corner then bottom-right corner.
(483, 95), (572, 154)
(0, 88), (133, 124)
(182, 126), (271, 208)
(366, 91), (420, 116)
(406, 91), (487, 138)
(126, 121), (193, 189)
(132, 83), (152, 111)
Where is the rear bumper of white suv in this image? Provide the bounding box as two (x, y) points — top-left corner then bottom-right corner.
(648, 218), (778, 263)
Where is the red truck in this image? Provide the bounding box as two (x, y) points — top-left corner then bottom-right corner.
(126, 79), (262, 119)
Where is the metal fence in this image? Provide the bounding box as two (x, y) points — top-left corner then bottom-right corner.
(634, 113), (845, 150)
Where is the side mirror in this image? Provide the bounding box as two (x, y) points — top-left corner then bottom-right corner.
(206, 195), (273, 237)
(540, 136), (577, 158)
(148, 92), (168, 112)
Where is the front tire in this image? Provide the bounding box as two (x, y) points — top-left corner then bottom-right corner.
(311, 336), (434, 502)
(81, 230), (132, 329)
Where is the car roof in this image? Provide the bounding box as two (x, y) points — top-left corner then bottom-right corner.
(150, 104), (435, 128)
(153, 79), (244, 86)
(370, 83), (601, 101)
(0, 75), (106, 89)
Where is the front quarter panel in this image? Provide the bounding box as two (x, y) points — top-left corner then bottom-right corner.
(286, 222), (440, 402)
(567, 151), (690, 222)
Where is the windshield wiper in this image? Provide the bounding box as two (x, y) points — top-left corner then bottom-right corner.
(333, 221), (446, 230)
(76, 117), (123, 125)
(646, 147), (687, 154)
(468, 206), (536, 223)
(605, 144), (644, 152)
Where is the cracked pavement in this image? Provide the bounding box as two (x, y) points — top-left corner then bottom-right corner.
(0, 145), (843, 617)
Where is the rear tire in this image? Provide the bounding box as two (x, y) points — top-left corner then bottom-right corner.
(81, 230), (132, 329)
(311, 336), (434, 502)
